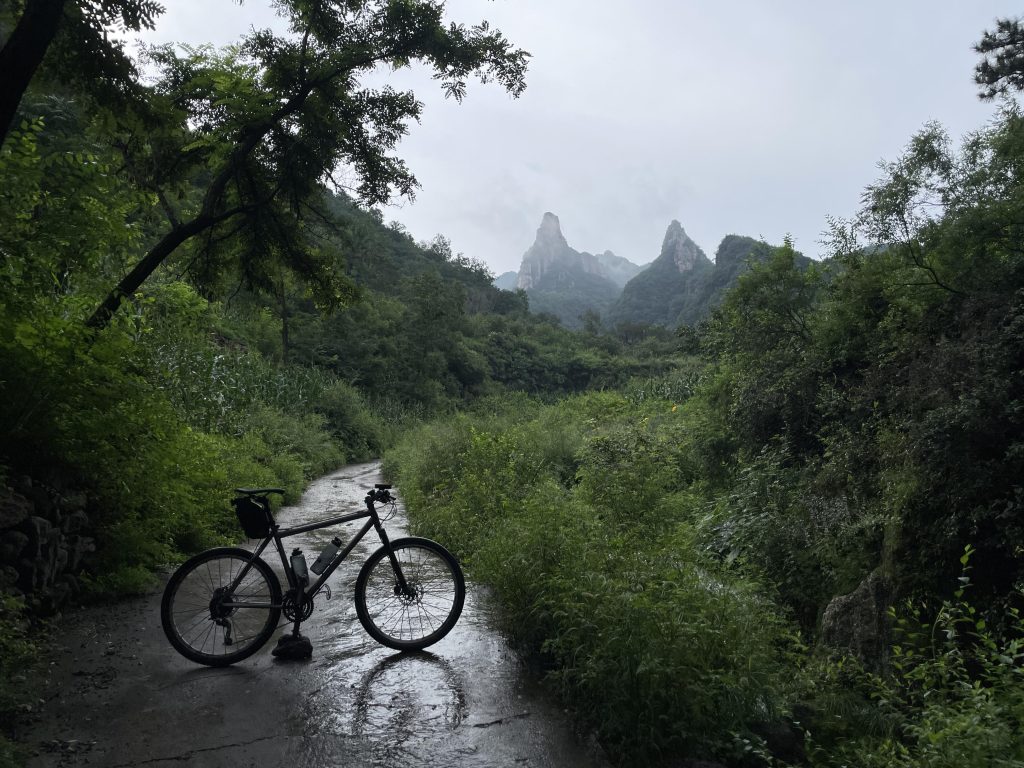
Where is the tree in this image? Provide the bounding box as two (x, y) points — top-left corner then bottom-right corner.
(975, 16), (1024, 100)
(78, 0), (527, 329)
(702, 241), (824, 455)
(0, 0), (163, 145)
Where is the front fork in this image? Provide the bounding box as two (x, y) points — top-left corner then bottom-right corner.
(370, 502), (412, 596)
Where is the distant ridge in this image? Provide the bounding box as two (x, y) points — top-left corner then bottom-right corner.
(496, 213), (805, 330)
(493, 271), (518, 291)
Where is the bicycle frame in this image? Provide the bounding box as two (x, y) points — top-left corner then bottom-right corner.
(219, 495), (408, 610)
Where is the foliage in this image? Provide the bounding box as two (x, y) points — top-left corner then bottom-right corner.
(85, 0), (530, 327)
(387, 393), (795, 763)
(0, 595), (35, 766)
(0, 0), (163, 146)
(975, 17), (1024, 100)
(803, 557), (1024, 768)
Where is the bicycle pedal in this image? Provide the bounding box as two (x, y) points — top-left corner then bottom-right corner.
(316, 584), (332, 601)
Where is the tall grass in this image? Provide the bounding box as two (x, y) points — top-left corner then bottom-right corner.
(386, 392), (794, 763)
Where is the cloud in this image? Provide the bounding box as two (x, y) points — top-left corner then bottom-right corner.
(136, 0), (1018, 272)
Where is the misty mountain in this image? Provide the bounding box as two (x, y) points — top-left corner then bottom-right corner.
(609, 225), (805, 328)
(511, 212), (647, 328)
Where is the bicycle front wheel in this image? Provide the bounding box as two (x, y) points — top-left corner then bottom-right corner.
(161, 547), (282, 666)
(355, 537), (465, 651)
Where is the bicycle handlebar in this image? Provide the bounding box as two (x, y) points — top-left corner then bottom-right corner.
(366, 487), (393, 505)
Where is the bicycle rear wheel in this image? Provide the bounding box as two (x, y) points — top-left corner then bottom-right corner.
(161, 547), (282, 666)
(355, 537), (465, 651)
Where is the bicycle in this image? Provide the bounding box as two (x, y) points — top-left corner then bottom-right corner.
(160, 484), (465, 666)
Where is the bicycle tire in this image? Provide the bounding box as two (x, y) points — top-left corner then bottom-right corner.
(161, 547), (282, 666)
(354, 537), (465, 651)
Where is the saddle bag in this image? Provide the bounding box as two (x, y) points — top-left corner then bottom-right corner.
(233, 496), (272, 538)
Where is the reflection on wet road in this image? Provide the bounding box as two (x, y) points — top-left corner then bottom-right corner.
(24, 462), (609, 768)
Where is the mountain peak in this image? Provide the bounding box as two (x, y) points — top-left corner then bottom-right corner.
(660, 220), (708, 272)
(514, 214), (646, 311)
(536, 212), (567, 247)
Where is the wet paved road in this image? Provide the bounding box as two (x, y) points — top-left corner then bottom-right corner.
(21, 462), (609, 767)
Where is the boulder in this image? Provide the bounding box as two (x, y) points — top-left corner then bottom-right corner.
(62, 510), (89, 534)
(59, 492), (88, 513)
(0, 490), (33, 529)
(821, 570), (893, 668)
(17, 557), (43, 592)
(0, 564), (19, 588)
(67, 536), (96, 572)
(21, 515), (52, 559)
(25, 485), (55, 520)
(0, 530), (30, 562)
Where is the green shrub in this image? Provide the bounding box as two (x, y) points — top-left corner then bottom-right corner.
(804, 555), (1024, 768)
(245, 406), (344, 482)
(0, 596), (36, 767)
(697, 443), (881, 630)
(387, 394), (795, 763)
(313, 380), (382, 460)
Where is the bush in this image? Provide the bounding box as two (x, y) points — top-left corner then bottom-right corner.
(313, 380), (382, 460)
(803, 555), (1024, 767)
(387, 393), (795, 763)
(0, 596), (36, 767)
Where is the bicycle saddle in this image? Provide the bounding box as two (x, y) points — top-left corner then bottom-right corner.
(234, 487), (286, 496)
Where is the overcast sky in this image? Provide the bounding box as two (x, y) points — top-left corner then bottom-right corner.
(138, 1), (1020, 274)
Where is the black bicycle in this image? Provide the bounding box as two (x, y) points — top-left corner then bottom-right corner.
(160, 484), (465, 666)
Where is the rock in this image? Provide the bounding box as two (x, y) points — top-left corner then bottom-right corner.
(752, 720), (805, 764)
(56, 545), (69, 573)
(67, 536), (96, 572)
(22, 516), (52, 559)
(514, 212), (643, 291)
(44, 525), (60, 567)
(37, 579), (72, 614)
(59, 492), (88, 513)
(17, 557), (42, 592)
(0, 530), (30, 561)
(516, 213), (575, 291)
(660, 220), (711, 274)
(0, 490), (33, 529)
(26, 485), (54, 519)
(62, 510), (89, 534)
(61, 573), (80, 594)
(0, 564), (19, 588)
(821, 569), (893, 668)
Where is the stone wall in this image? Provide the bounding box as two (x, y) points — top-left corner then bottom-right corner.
(0, 477), (95, 614)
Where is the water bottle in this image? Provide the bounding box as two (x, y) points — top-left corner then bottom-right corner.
(290, 549), (309, 585)
(310, 537), (342, 575)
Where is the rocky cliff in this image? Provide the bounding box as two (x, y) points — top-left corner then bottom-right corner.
(610, 228), (789, 328)
(516, 213), (609, 290)
(501, 214), (800, 330)
(493, 271), (518, 292)
(511, 213), (646, 327)
(608, 221), (714, 328)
